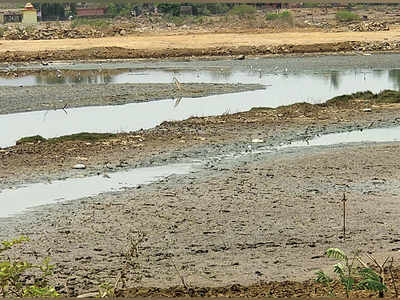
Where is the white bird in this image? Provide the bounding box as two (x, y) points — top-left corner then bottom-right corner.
(174, 96), (182, 108)
(56, 69), (63, 78)
(173, 76), (181, 90)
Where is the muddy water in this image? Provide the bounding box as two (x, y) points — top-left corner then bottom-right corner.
(2, 68), (400, 103)
(1, 91), (266, 148)
(2, 55), (400, 147)
(0, 163), (195, 218)
(284, 126), (400, 148)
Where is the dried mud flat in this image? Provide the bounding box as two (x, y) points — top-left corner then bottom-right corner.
(2, 94), (400, 297)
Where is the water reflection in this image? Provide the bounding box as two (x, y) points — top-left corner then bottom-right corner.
(389, 69), (400, 90)
(0, 163), (195, 218)
(34, 70), (116, 85)
(284, 126), (400, 148)
(1, 67), (400, 91)
(329, 71), (340, 89)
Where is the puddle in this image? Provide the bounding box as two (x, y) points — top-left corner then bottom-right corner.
(0, 163), (195, 218)
(284, 126), (400, 148)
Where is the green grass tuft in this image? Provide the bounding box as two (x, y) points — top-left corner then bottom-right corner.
(336, 10), (360, 22)
(266, 10), (291, 21)
(48, 132), (117, 143)
(266, 10), (294, 26)
(71, 18), (110, 29)
(16, 135), (47, 145)
(325, 90), (400, 106)
(228, 4), (256, 17)
(15, 132), (117, 146)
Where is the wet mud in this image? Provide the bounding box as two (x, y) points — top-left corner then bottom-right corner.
(0, 83), (264, 115)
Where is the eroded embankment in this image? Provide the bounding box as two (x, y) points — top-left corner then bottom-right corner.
(0, 40), (400, 62)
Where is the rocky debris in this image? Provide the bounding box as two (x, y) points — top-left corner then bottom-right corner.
(2, 26), (103, 40)
(303, 20), (331, 29)
(0, 24), (139, 40)
(348, 21), (389, 32)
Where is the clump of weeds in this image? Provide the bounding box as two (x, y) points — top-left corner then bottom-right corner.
(97, 231), (146, 297)
(316, 248), (388, 298)
(0, 237), (59, 297)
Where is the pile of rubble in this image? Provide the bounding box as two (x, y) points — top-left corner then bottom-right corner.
(0, 24), (137, 40)
(348, 21), (389, 32)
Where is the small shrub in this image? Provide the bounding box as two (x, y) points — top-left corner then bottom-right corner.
(336, 10), (360, 22)
(229, 5), (256, 17)
(0, 26), (5, 37)
(316, 248), (387, 298)
(169, 15), (186, 26)
(266, 10), (290, 20)
(0, 237), (59, 297)
(206, 3), (230, 15)
(302, 3), (320, 8)
(157, 3), (181, 16)
(266, 11), (294, 26)
(193, 16), (204, 24)
(71, 18), (110, 29)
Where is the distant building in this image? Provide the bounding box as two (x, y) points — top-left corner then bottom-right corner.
(22, 2), (37, 25)
(0, 9), (22, 24)
(76, 7), (105, 17)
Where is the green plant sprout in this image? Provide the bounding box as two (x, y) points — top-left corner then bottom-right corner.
(0, 237), (59, 298)
(316, 248), (387, 298)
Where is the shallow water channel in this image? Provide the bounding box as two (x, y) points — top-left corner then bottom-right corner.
(2, 125), (400, 218)
(2, 55), (400, 147)
(0, 163), (195, 218)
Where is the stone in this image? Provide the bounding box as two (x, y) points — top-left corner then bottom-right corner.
(77, 292), (98, 298)
(252, 138), (264, 143)
(73, 163), (86, 169)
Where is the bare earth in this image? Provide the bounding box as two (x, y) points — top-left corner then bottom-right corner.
(2, 28), (400, 62)
(1, 30), (400, 52)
